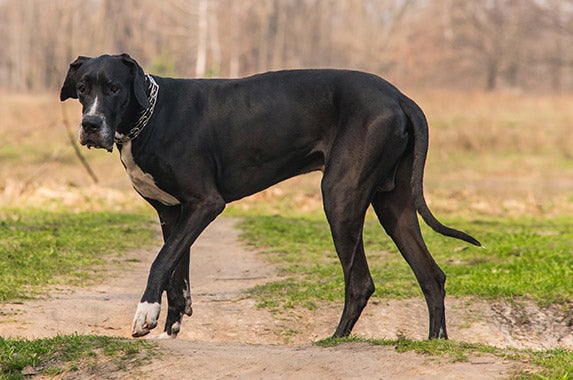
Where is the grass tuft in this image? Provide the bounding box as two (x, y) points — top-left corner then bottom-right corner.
(0, 335), (157, 379)
(314, 337), (573, 379)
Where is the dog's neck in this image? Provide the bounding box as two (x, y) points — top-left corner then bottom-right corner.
(115, 74), (159, 144)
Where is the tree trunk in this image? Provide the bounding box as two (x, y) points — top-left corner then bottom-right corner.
(195, 0), (208, 77)
(486, 60), (498, 91)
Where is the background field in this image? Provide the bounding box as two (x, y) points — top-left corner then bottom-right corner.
(2, 90), (572, 312)
(2, 1), (573, 377)
(4, 90), (571, 213)
(1, 91), (572, 378)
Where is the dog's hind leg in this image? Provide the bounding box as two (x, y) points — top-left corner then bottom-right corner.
(321, 151), (394, 336)
(322, 178), (374, 338)
(322, 113), (410, 338)
(156, 204), (193, 338)
(371, 155), (448, 339)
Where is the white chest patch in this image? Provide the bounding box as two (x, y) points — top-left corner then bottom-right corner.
(120, 141), (180, 206)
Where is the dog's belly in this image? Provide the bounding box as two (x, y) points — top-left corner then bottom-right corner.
(120, 141), (180, 206)
(217, 148), (325, 202)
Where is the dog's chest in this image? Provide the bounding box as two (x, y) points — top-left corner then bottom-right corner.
(119, 141), (180, 206)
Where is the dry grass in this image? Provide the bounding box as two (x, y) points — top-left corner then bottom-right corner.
(1, 91), (572, 216)
(419, 90), (573, 167)
(416, 90), (573, 217)
(0, 92), (146, 212)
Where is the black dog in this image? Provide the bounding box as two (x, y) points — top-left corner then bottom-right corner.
(60, 54), (480, 340)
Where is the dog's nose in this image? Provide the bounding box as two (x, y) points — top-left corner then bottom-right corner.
(81, 115), (103, 132)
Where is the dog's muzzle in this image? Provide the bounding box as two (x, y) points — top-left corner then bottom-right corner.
(79, 115), (114, 151)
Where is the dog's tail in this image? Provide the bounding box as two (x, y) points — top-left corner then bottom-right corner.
(399, 95), (482, 247)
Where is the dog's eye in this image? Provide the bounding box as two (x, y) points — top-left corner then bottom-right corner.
(110, 85), (120, 95)
(77, 84), (86, 95)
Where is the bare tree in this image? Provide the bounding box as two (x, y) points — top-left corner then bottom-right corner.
(195, 0), (208, 77)
(445, 0), (540, 90)
(1, 0), (573, 92)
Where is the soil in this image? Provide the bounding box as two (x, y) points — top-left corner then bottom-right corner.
(1, 218), (571, 379)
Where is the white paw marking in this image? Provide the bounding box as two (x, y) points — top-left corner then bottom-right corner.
(147, 332), (176, 340)
(145, 320), (180, 340)
(132, 301), (161, 337)
(170, 321), (181, 335)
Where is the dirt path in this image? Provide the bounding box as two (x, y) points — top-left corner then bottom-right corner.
(1, 218), (570, 378)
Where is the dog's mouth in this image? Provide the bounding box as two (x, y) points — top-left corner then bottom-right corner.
(82, 140), (114, 152)
(79, 129), (115, 152)
(79, 113), (116, 152)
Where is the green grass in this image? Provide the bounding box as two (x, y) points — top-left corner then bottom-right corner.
(316, 336), (499, 361)
(0, 209), (159, 379)
(315, 337), (573, 380)
(0, 209), (158, 301)
(0, 207), (570, 379)
(239, 213), (573, 378)
(239, 214), (573, 310)
(0, 334), (157, 379)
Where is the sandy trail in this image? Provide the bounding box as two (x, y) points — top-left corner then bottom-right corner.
(2, 218), (570, 378)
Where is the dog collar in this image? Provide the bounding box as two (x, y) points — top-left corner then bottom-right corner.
(115, 74), (159, 144)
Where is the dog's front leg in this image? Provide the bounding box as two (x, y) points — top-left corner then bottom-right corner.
(162, 251), (193, 338)
(149, 204), (194, 339)
(132, 197), (225, 337)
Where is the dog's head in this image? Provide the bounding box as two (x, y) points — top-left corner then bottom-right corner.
(60, 54), (150, 151)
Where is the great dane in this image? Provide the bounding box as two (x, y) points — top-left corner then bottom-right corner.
(60, 54), (480, 340)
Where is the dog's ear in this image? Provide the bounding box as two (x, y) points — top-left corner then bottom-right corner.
(120, 54), (150, 109)
(60, 56), (91, 101)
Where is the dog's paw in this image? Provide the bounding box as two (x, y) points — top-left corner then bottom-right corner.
(184, 300), (193, 317)
(147, 326), (179, 340)
(132, 302), (161, 337)
(170, 320), (181, 336)
(146, 321), (180, 340)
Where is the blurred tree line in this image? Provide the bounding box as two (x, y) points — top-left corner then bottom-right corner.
(1, 0), (573, 92)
